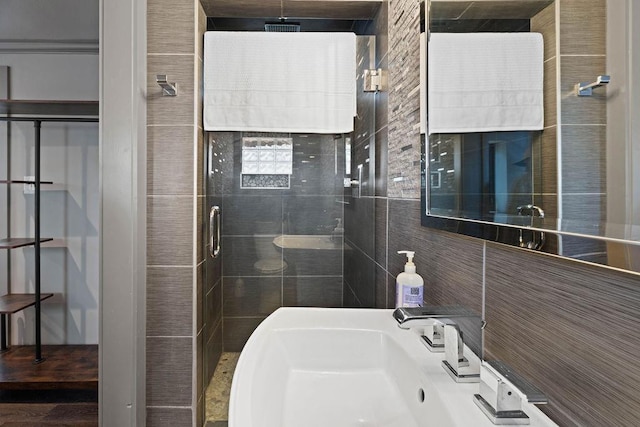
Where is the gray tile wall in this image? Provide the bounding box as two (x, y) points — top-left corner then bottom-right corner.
(214, 132), (346, 351)
(557, 0), (608, 259)
(146, 1), (219, 426)
(347, 0), (640, 425)
(344, 13), (388, 307)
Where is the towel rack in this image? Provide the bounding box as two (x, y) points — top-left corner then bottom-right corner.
(576, 75), (610, 96)
(156, 74), (178, 96)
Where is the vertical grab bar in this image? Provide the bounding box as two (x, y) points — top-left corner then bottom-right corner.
(210, 205), (221, 258)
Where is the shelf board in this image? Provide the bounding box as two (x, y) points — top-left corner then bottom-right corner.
(0, 180), (54, 185)
(0, 345), (98, 390)
(0, 294), (54, 315)
(0, 238), (54, 249)
(0, 100), (98, 116)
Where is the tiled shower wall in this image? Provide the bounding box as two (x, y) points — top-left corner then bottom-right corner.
(146, 1), (220, 426)
(348, 0), (640, 425)
(212, 132), (345, 352)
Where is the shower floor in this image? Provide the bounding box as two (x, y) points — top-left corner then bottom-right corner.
(205, 352), (240, 426)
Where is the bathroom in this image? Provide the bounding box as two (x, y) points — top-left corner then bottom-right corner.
(1, 0), (639, 425)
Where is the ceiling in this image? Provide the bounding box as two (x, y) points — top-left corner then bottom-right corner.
(200, 0), (383, 19)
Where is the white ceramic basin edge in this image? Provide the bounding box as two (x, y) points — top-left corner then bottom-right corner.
(229, 307), (557, 427)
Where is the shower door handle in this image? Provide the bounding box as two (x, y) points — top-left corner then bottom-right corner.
(209, 205), (221, 258)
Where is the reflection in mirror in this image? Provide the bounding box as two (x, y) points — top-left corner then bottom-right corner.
(421, 0), (640, 273)
(428, 131), (540, 227)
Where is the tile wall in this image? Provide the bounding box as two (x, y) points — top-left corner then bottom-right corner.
(347, 0), (640, 425)
(211, 132), (346, 351)
(146, 1), (221, 426)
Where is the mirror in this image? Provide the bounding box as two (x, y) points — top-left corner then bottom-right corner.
(421, 0), (640, 272)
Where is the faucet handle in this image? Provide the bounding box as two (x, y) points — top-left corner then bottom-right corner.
(441, 323), (480, 383)
(474, 360), (548, 425)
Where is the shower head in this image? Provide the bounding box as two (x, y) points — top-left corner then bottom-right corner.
(264, 20), (300, 32)
(265, 0), (300, 32)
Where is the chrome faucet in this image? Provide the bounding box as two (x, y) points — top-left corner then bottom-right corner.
(393, 306), (482, 383)
(474, 360), (548, 425)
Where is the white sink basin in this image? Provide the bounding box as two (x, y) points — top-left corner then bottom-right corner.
(229, 307), (557, 427)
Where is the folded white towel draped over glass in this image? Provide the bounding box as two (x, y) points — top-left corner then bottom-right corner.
(204, 31), (356, 133)
(428, 32), (544, 135)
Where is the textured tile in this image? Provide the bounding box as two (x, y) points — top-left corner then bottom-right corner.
(560, 234), (607, 260)
(283, 247), (342, 276)
(559, 0), (606, 55)
(147, 196), (194, 266)
(388, 199), (484, 313)
(560, 55), (607, 125)
(289, 151), (345, 196)
(222, 195), (282, 236)
(283, 276), (343, 307)
(206, 279), (222, 340)
(223, 276), (281, 317)
(223, 317), (265, 352)
(374, 1), (389, 69)
(533, 193), (558, 224)
(543, 58), (557, 128)
(147, 55), (195, 126)
(387, 0), (422, 199)
(197, 262), (204, 333)
(147, 126), (196, 196)
(561, 125), (606, 193)
(197, 330), (204, 400)
(539, 126), (557, 195)
(561, 193), (606, 237)
(375, 197), (388, 267)
(147, 337), (193, 406)
(344, 196), (375, 259)
(531, 2), (556, 61)
(342, 281), (362, 308)
(198, 128), (205, 196)
(485, 243), (640, 427)
(198, 2), (207, 60)
(147, 407), (192, 427)
(283, 195), (344, 235)
(375, 128), (389, 196)
(375, 263), (388, 309)
(147, 267), (193, 337)
(198, 196), (205, 264)
(344, 244), (376, 307)
(206, 244), (222, 293)
(148, 0), (195, 54)
(222, 236), (284, 277)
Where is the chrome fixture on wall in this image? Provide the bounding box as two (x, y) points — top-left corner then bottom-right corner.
(575, 75), (610, 96)
(156, 74), (178, 96)
(474, 360), (548, 425)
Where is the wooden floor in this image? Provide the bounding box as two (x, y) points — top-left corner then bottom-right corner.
(0, 402), (98, 426)
(0, 345), (98, 390)
(0, 346), (98, 425)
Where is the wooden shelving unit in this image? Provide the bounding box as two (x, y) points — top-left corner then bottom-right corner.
(1, 99), (98, 364)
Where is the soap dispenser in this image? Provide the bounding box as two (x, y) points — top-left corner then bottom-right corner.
(396, 251), (424, 308)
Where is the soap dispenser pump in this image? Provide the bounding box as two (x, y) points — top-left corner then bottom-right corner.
(396, 251), (424, 308)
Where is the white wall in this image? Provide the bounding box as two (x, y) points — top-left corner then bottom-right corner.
(0, 0), (99, 345)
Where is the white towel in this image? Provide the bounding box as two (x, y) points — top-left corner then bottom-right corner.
(428, 33), (544, 135)
(204, 31), (356, 133)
